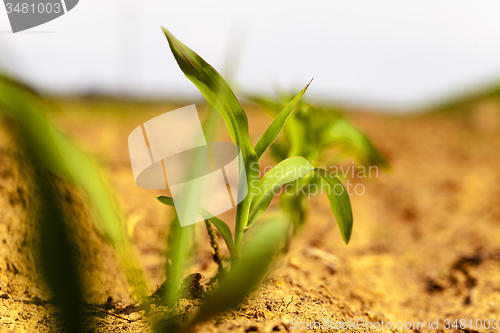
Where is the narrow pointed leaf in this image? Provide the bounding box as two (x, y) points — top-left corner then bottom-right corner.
(254, 80), (312, 159)
(156, 195), (239, 258)
(162, 28), (257, 170)
(162, 28), (260, 246)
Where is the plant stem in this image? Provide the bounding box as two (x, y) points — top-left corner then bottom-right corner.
(234, 198), (252, 250)
(204, 220), (224, 274)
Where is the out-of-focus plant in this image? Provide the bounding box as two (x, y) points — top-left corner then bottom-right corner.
(251, 95), (390, 227)
(0, 74), (149, 331)
(434, 83), (500, 114)
(154, 28), (353, 330)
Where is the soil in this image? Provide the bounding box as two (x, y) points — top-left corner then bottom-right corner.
(0, 99), (499, 332)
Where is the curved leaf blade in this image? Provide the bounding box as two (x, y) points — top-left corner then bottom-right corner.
(314, 168), (353, 244)
(162, 28), (260, 247)
(248, 156), (314, 225)
(254, 80), (312, 159)
(161, 28), (256, 166)
(247, 157), (353, 244)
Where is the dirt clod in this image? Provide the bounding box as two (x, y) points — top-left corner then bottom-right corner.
(182, 273), (206, 300)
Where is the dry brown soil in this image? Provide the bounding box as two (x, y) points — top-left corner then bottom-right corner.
(0, 100), (499, 332)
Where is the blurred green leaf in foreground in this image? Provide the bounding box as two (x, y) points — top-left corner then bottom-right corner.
(0, 74), (149, 330)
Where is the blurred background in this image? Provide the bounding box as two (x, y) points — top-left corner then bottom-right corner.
(1, 0), (500, 109)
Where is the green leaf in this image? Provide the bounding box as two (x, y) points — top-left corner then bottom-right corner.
(191, 217), (288, 325)
(162, 27), (256, 169)
(0, 74), (149, 298)
(162, 27), (259, 247)
(254, 80), (312, 159)
(315, 168), (353, 244)
(156, 195), (239, 258)
(248, 157), (314, 225)
(163, 213), (196, 305)
(248, 156), (353, 244)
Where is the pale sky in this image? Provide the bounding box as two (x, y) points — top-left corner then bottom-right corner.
(1, 0), (500, 109)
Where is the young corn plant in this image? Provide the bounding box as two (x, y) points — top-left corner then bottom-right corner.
(252, 95), (390, 228)
(154, 28), (354, 329)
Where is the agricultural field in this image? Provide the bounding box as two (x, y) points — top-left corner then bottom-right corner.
(0, 90), (499, 331)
